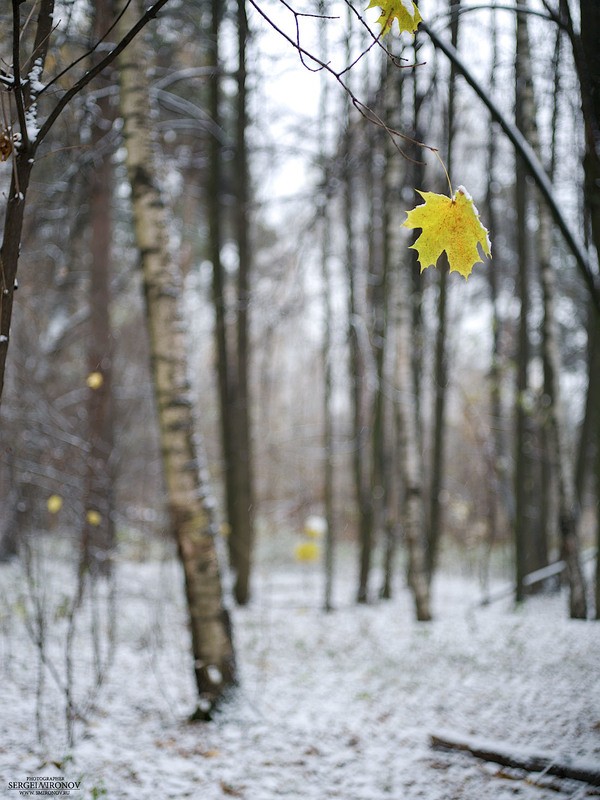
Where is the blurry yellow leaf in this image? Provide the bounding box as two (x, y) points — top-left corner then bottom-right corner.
(294, 541), (320, 562)
(86, 371), (104, 389)
(86, 510), (102, 527)
(403, 186), (491, 279)
(367, 0), (422, 36)
(47, 494), (63, 514)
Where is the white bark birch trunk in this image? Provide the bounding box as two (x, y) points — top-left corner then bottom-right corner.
(116, 0), (235, 714)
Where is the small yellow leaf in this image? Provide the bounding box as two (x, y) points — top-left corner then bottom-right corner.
(294, 541), (320, 563)
(86, 371), (103, 389)
(86, 510), (102, 527)
(403, 186), (491, 279)
(367, 0), (422, 36)
(47, 494), (63, 514)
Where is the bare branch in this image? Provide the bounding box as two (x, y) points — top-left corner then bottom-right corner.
(11, 0), (29, 149)
(422, 20), (600, 313)
(37, 0), (134, 101)
(36, 0), (173, 146)
(247, 0), (432, 158)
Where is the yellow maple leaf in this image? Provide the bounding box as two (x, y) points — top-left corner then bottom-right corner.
(294, 541), (320, 563)
(86, 371), (104, 389)
(47, 494), (63, 514)
(366, 0), (422, 36)
(403, 186), (491, 279)
(86, 509), (102, 527)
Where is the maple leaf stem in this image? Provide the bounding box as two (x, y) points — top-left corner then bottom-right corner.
(434, 150), (453, 197)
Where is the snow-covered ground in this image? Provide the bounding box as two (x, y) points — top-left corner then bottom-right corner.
(1, 545), (599, 800)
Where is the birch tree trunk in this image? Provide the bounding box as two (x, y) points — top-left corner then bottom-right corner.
(395, 267), (432, 622)
(387, 48), (431, 622)
(116, 0), (235, 713)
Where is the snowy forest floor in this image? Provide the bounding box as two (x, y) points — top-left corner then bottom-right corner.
(1, 536), (600, 800)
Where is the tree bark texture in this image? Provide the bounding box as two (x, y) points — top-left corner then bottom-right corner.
(117, 0), (235, 711)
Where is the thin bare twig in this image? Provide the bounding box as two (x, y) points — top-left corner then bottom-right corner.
(36, 0), (173, 145)
(11, 0), (29, 149)
(247, 0), (435, 161)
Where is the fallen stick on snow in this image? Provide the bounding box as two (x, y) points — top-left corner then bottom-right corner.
(477, 548), (598, 607)
(430, 730), (600, 786)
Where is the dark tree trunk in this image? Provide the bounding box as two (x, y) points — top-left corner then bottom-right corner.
(427, 0), (460, 580)
(207, 0), (239, 585)
(231, 0), (255, 606)
(513, 7), (536, 602)
(81, 0), (116, 580)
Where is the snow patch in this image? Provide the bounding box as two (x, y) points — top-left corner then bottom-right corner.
(0, 557), (598, 800)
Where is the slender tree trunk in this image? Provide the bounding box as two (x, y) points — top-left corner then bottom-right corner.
(0, 1), (55, 406)
(575, 0), (600, 616)
(395, 266), (431, 622)
(207, 0), (238, 581)
(374, 54), (406, 600)
(427, 0), (460, 579)
(81, 0), (116, 579)
(365, 82), (388, 600)
(342, 10), (372, 604)
(577, 0), (600, 276)
(513, 7), (535, 602)
(0, 449), (18, 560)
(539, 211), (588, 618)
(231, 0), (255, 606)
(116, 0), (235, 713)
(596, 401), (600, 619)
(483, 7), (512, 579)
(318, 0), (336, 612)
(516, 4), (550, 581)
(518, 0), (587, 615)
(574, 315), (599, 507)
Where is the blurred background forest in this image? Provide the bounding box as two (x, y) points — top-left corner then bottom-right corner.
(1, 0), (599, 710)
